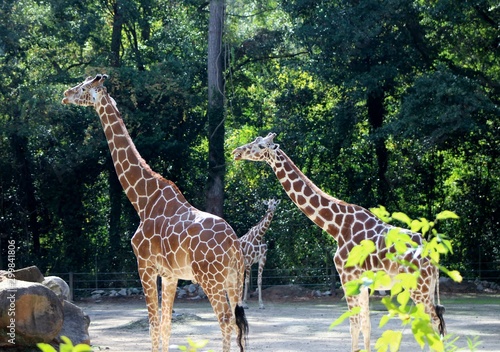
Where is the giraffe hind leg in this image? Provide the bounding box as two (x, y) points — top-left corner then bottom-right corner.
(435, 304), (446, 336)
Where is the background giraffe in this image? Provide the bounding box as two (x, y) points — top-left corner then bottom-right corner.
(62, 74), (248, 352)
(232, 132), (445, 352)
(239, 198), (280, 309)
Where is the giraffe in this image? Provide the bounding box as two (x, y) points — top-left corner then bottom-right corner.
(62, 74), (248, 352)
(232, 132), (445, 352)
(239, 198), (280, 309)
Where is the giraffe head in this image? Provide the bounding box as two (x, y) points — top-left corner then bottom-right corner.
(263, 198), (280, 212)
(232, 132), (279, 162)
(62, 74), (109, 106)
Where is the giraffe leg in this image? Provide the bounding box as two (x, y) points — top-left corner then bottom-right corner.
(139, 268), (160, 352)
(410, 266), (446, 336)
(204, 285), (234, 352)
(345, 294), (362, 352)
(257, 250), (267, 309)
(242, 266), (251, 309)
(359, 287), (371, 352)
(226, 283), (248, 352)
(160, 277), (177, 352)
(345, 288), (373, 352)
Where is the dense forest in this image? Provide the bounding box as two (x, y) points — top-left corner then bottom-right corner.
(0, 0), (498, 283)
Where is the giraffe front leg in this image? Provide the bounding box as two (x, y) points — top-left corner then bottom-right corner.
(345, 294), (362, 352)
(359, 287), (371, 352)
(160, 277), (177, 352)
(242, 266), (251, 309)
(139, 268), (160, 352)
(257, 252), (267, 309)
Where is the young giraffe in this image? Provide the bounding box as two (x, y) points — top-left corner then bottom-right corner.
(232, 132), (445, 352)
(239, 198), (280, 309)
(62, 74), (248, 352)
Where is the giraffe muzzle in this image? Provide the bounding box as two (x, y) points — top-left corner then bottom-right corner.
(232, 149), (243, 160)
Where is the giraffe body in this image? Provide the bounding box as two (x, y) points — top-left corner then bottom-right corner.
(232, 132), (445, 352)
(239, 199), (280, 309)
(62, 75), (248, 352)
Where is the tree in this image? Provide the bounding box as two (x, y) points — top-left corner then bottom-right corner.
(206, 0), (226, 217)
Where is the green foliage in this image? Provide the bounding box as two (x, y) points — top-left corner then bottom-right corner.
(37, 336), (92, 352)
(175, 338), (214, 352)
(334, 207), (467, 352)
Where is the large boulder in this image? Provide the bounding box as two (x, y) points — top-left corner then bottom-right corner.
(0, 266), (44, 283)
(0, 278), (64, 347)
(43, 276), (71, 301)
(58, 300), (91, 345)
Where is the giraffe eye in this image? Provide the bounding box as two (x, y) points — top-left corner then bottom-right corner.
(258, 143), (266, 149)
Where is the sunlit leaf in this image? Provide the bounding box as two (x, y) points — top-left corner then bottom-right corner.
(344, 280), (362, 296)
(346, 240), (376, 267)
(370, 206), (392, 223)
(375, 330), (403, 352)
(447, 270), (463, 283)
(391, 212), (412, 226)
(435, 210), (459, 221)
(329, 306), (361, 329)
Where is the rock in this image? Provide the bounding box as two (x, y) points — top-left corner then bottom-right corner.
(130, 287), (140, 295)
(57, 300), (90, 345)
(117, 288), (127, 296)
(196, 286), (206, 299)
(177, 289), (187, 299)
(43, 276), (70, 301)
(91, 290), (105, 295)
(0, 266), (44, 283)
(0, 279), (64, 347)
(187, 284), (197, 294)
(91, 293), (101, 299)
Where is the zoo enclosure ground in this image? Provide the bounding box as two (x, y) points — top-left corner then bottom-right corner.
(79, 292), (500, 352)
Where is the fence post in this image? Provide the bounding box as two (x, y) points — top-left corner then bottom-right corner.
(69, 272), (74, 302)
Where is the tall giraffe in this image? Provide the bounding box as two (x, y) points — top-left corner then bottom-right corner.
(239, 198), (280, 309)
(232, 132), (445, 352)
(62, 74), (248, 352)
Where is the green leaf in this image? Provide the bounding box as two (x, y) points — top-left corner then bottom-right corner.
(370, 206), (392, 223)
(391, 212), (412, 226)
(375, 330), (402, 352)
(344, 280), (362, 296)
(396, 290), (411, 308)
(435, 210), (459, 220)
(73, 344), (93, 352)
(329, 306), (361, 329)
(345, 240), (376, 267)
(36, 344), (58, 352)
(447, 270), (463, 283)
(379, 314), (393, 328)
(410, 219), (423, 232)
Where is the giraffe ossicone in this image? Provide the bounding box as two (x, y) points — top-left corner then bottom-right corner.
(239, 198), (280, 309)
(62, 74), (248, 352)
(232, 132), (446, 352)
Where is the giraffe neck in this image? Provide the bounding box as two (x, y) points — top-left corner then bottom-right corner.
(268, 150), (359, 243)
(243, 209), (275, 245)
(95, 92), (185, 215)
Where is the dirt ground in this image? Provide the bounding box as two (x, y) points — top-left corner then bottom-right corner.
(78, 288), (500, 352)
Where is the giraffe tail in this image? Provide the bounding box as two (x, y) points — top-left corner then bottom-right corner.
(435, 271), (446, 336)
(235, 304), (249, 351)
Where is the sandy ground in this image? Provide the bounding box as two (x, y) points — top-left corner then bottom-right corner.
(79, 292), (500, 352)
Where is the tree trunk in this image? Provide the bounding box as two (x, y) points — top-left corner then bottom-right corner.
(110, 0), (123, 67)
(10, 134), (40, 256)
(367, 89), (389, 205)
(206, 0), (225, 217)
